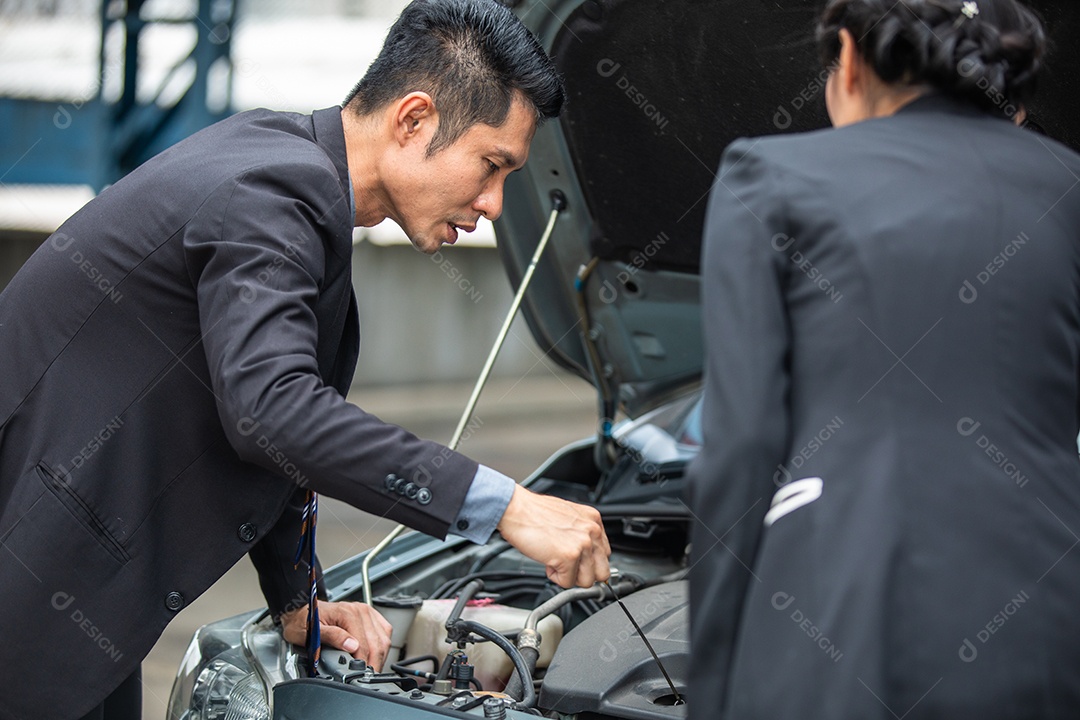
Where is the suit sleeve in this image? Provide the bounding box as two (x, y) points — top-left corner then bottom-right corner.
(183, 161), (477, 543)
(687, 138), (791, 711)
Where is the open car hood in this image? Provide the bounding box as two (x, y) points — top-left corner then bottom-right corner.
(495, 0), (1080, 417)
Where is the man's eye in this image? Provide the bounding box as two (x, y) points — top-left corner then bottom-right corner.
(487, 160), (499, 173)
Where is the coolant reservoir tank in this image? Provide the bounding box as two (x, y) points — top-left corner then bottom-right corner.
(404, 599), (564, 691)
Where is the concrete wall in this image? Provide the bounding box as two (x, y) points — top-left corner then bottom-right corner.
(0, 232), (549, 386)
(350, 240), (543, 386)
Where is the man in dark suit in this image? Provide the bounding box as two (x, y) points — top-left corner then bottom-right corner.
(689, 1), (1080, 717)
(0, 1), (610, 718)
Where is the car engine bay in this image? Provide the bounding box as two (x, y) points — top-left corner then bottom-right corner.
(172, 396), (701, 720)
(277, 405), (698, 720)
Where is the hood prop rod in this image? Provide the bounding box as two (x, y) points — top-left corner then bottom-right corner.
(362, 192), (567, 605)
(574, 258), (618, 480)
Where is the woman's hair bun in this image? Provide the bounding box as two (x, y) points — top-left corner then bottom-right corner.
(816, 0), (1047, 118)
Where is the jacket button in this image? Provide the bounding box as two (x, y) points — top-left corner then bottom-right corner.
(403, 483), (419, 499)
(384, 473), (399, 490)
(456, 519), (469, 531)
(165, 591), (184, 612)
(417, 488), (432, 505)
(238, 523), (257, 542)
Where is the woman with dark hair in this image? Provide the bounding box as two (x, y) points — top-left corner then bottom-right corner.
(688, 1), (1080, 717)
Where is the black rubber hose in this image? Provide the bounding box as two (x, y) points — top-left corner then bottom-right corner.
(496, 588), (551, 607)
(467, 539), (514, 574)
(391, 663), (437, 682)
(435, 653), (456, 682)
(433, 571), (546, 600)
(394, 655), (440, 673)
(446, 579), (484, 627)
(448, 619), (537, 708)
(502, 645), (540, 701)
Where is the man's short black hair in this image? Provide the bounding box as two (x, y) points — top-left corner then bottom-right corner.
(343, 0), (565, 156)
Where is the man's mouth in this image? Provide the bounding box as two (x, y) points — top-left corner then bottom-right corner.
(446, 222), (477, 244)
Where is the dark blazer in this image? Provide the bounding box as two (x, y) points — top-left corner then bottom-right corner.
(688, 95), (1080, 719)
(0, 107), (477, 719)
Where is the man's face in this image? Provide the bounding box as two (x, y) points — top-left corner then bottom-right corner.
(387, 96), (536, 254)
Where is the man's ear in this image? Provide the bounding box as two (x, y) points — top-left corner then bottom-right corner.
(391, 92), (437, 148)
(836, 28), (862, 97)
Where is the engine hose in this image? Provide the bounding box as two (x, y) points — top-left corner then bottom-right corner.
(391, 665), (436, 682)
(446, 579), (485, 628)
(393, 655), (441, 674)
(433, 580), (487, 683)
(391, 654), (442, 683)
(447, 619), (537, 708)
(502, 645), (539, 701)
(433, 570), (546, 600)
(524, 579), (637, 632)
(467, 539), (514, 574)
(503, 579), (639, 699)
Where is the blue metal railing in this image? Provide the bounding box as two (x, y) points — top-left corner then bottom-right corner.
(0, 0), (235, 190)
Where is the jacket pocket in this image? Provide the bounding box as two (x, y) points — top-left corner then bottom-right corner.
(36, 462), (130, 565)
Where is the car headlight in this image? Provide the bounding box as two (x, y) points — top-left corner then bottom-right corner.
(168, 612), (270, 720)
(187, 656), (270, 720)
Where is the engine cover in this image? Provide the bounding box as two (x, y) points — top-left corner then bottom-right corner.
(539, 580), (688, 719)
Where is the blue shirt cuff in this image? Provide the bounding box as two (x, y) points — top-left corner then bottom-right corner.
(449, 464), (516, 544)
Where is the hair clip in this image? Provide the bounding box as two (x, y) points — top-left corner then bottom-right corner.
(953, 1), (979, 28)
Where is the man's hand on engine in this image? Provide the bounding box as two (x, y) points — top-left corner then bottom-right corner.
(496, 484), (611, 588)
(281, 600), (393, 671)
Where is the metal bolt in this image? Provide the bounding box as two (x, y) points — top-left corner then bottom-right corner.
(483, 697), (507, 719)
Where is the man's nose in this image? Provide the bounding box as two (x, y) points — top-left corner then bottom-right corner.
(474, 180), (505, 221)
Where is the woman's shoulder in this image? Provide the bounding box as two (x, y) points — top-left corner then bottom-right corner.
(719, 125), (867, 182)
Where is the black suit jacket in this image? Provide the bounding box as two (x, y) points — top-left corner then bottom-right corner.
(0, 107), (477, 719)
(688, 95), (1080, 719)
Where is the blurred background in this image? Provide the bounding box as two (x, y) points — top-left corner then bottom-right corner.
(0, 1), (599, 716)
